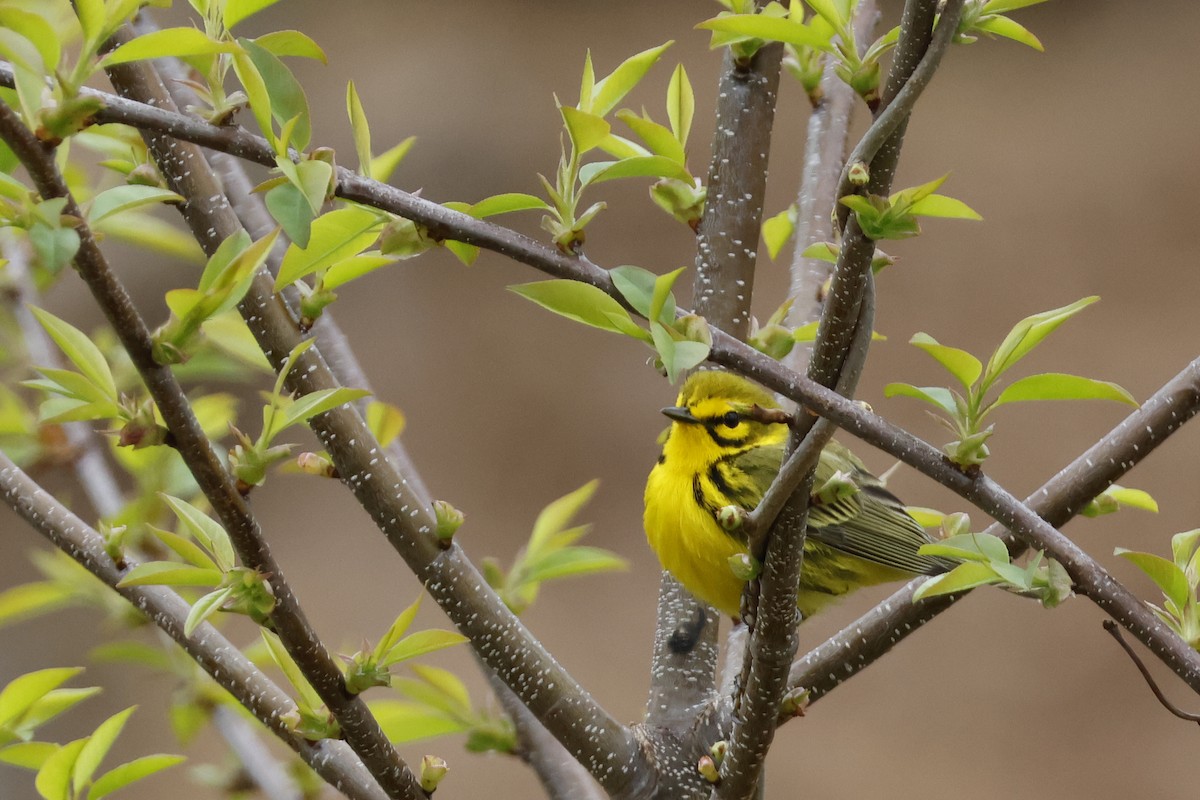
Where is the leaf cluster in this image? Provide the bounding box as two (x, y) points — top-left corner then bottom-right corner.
(1117, 530), (1200, 650)
(885, 297), (1137, 466)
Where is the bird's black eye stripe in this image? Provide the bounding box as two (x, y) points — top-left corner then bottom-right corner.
(722, 411), (740, 428)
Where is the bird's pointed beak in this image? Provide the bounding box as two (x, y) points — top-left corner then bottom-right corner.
(661, 406), (699, 424)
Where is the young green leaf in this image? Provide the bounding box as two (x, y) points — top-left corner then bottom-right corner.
(378, 630), (468, 668)
(184, 587), (234, 636)
(72, 707), (135, 790)
(35, 737), (88, 800)
(883, 383), (959, 416)
(252, 30), (327, 62)
(666, 63), (694, 148)
(346, 80), (372, 177)
(161, 494), (236, 573)
(590, 41), (673, 118)
(991, 373), (1137, 409)
(560, 106), (611, 154)
(0, 668), (83, 728)
(29, 308), (117, 405)
(223, 0), (282, 29)
(508, 280), (639, 338)
(86, 186), (183, 225)
(696, 15), (832, 51)
(241, 39), (311, 151)
(1115, 549), (1189, 610)
(276, 206), (384, 288)
(117, 563), (223, 588)
(88, 754), (186, 800)
(973, 14), (1044, 51)
(909, 333), (982, 390)
(912, 562), (1002, 602)
(762, 205), (796, 260)
(100, 28), (235, 66)
(984, 296), (1098, 383)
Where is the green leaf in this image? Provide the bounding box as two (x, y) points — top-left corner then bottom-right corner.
(322, 252), (396, 290)
(912, 562), (1002, 602)
(616, 111), (684, 164)
(346, 80), (372, 177)
(0, 582), (71, 628)
(407, 665), (471, 714)
(523, 546), (627, 583)
(241, 38), (311, 151)
(974, 14), (1044, 51)
(223, 0), (281, 29)
(560, 106), (610, 154)
(73, 707), (134, 790)
(369, 701), (468, 745)
(651, 321), (708, 384)
(378, 630), (468, 668)
(1115, 549), (1189, 609)
(883, 383), (959, 416)
(373, 596), (421, 660)
(697, 14), (832, 51)
(470, 193), (550, 218)
(274, 387), (371, 434)
(86, 185), (183, 225)
(0, 8), (61, 71)
(578, 155), (692, 187)
(260, 630), (322, 711)
(762, 205), (796, 260)
(649, 266), (685, 325)
(276, 206), (384, 288)
(908, 193), (982, 220)
(0, 741), (57, 769)
(508, 280), (639, 338)
(369, 137), (416, 184)
(251, 30), (327, 62)
(992, 373), (1137, 409)
(161, 494), (236, 573)
(590, 41), (673, 118)
(365, 401), (405, 447)
(36, 738), (87, 800)
(116, 562), (223, 588)
(0, 668), (83, 728)
(184, 587), (233, 636)
(666, 63), (694, 148)
(265, 182), (316, 248)
(1106, 486), (1159, 514)
(1170, 529), (1200, 572)
(529, 481), (597, 553)
(101, 28), (235, 66)
(920, 532), (1010, 564)
(609, 265), (658, 318)
(909, 333), (982, 389)
(147, 526), (221, 572)
(88, 641), (173, 671)
(806, 0), (848, 30)
(29, 307), (117, 404)
(985, 296), (1098, 383)
(230, 49), (275, 149)
(88, 754), (185, 800)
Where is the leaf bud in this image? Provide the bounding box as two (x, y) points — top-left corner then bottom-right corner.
(420, 755), (449, 793)
(709, 740), (728, 766)
(848, 160), (870, 186)
(727, 552), (760, 582)
(697, 755), (720, 784)
(433, 500), (465, 545)
(296, 452), (338, 478)
(779, 687), (811, 717)
(717, 505), (747, 532)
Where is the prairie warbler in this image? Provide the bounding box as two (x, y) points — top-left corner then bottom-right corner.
(644, 371), (951, 619)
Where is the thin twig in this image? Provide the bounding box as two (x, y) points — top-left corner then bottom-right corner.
(0, 451), (388, 800)
(786, 0), (880, 363)
(212, 707), (305, 800)
(1102, 621), (1200, 725)
(0, 97), (423, 800)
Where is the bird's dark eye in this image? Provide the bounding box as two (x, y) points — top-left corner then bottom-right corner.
(722, 411), (740, 428)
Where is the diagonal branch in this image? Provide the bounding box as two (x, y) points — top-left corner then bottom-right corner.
(98, 46), (643, 795)
(0, 98), (424, 800)
(0, 450), (387, 800)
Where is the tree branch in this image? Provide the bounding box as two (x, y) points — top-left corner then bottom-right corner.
(1103, 621), (1200, 725)
(0, 451), (388, 800)
(778, 355), (1200, 708)
(97, 47), (643, 795)
(648, 23), (785, 735)
(785, 1), (880, 357)
(0, 97), (424, 800)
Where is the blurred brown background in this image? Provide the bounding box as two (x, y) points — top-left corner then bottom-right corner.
(4, 0), (1200, 797)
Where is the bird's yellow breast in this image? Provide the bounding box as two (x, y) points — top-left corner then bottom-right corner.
(644, 453), (748, 617)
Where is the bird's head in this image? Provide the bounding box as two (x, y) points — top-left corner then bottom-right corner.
(659, 371), (789, 462)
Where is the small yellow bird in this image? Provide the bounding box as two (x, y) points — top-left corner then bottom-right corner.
(644, 370), (951, 620)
